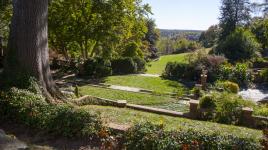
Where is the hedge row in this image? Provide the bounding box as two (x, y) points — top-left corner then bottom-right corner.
(124, 122), (263, 150)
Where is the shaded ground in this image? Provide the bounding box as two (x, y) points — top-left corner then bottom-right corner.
(0, 123), (100, 150)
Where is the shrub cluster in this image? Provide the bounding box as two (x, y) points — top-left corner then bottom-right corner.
(260, 68), (268, 83)
(218, 63), (252, 86)
(215, 80), (240, 93)
(215, 28), (261, 62)
(198, 92), (255, 125)
(79, 57), (112, 78)
(111, 57), (146, 75)
(124, 122), (262, 150)
(0, 88), (102, 138)
(79, 56), (146, 78)
(163, 52), (226, 82)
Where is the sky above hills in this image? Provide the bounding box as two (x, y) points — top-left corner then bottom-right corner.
(143, 0), (264, 30)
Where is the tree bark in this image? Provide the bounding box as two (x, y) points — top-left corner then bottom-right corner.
(4, 0), (62, 101)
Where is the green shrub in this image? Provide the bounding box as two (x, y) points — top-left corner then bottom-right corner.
(216, 81), (240, 93)
(216, 28), (261, 62)
(218, 63), (252, 86)
(124, 122), (262, 150)
(162, 62), (196, 80)
(191, 87), (203, 99)
(0, 87), (102, 138)
(133, 56), (146, 73)
(260, 69), (268, 82)
(111, 57), (137, 74)
(199, 92), (256, 125)
(199, 95), (216, 109)
(123, 42), (143, 58)
(214, 93), (243, 125)
(163, 52), (226, 82)
(80, 57), (112, 78)
(254, 105), (268, 117)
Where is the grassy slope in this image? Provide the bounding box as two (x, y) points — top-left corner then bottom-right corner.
(79, 86), (176, 106)
(146, 53), (189, 75)
(104, 75), (186, 93)
(82, 105), (262, 141)
(79, 86), (189, 112)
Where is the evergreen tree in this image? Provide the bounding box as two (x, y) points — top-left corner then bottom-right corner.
(219, 0), (251, 41)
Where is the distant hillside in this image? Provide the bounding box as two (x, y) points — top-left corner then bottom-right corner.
(159, 29), (203, 41)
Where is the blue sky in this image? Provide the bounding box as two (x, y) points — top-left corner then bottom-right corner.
(143, 0), (263, 30)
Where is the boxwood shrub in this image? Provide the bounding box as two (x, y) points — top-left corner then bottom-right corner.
(124, 122), (262, 150)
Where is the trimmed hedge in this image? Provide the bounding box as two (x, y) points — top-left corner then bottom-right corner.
(124, 122), (262, 150)
(111, 57), (146, 75)
(79, 57), (112, 78)
(0, 88), (102, 138)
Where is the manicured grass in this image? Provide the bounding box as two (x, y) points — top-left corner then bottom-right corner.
(146, 53), (189, 75)
(81, 105), (262, 140)
(79, 86), (176, 106)
(79, 86), (189, 112)
(104, 75), (186, 94)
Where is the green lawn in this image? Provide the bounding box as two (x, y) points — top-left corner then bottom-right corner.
(81, 105), (262, 140)
(146, 53), (189, 74)
(104, 75), (186, 94)
(79, 85), (176, 106)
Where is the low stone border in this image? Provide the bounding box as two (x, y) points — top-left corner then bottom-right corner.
(74, 95), (268, 129)
(189, 100), (268, 129)
(126, 104), (185, 117)
(74, 95), (187, 117)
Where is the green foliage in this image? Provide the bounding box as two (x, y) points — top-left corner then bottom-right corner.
(216, 28), (261, 62)
(215, 80), (240, 93)
(146, 53), (188, 74)
(80, 57), (112, 78)
(112, 57), (137, 75)
(0, 87), (102, 138)
(251, 18), (268, 51)
(111, 57), (146, 75)
(124, 122), (262, 150)
(199, 92), (256, 125)
(199, 95), (216, 109)
(191, 87), (203, 99)
(48, 0), (151, 60)
(123, 42), (143, 58)
(157, 37), (201, 55)
(133, 57), (147, 73)
(219, 0), (251, 41)
(0, 1), (12, 47)
(199, 25), (220, 48)
(254, 105), (268, 117)
(218, 63), (252, 86)
(163, 62), (196, 80)
(260, 68), (268, 82)
(163, 49), (226, 82)
(144, 19), (160, 59)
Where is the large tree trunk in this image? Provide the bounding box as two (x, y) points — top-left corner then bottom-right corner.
(4, 0), (62, 101)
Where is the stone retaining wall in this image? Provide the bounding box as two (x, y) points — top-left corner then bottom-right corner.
(75, 95), (268, 129)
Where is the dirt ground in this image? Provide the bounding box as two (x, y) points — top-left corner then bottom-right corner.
(0, 123), (101, 150)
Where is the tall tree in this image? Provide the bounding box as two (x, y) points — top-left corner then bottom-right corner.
(4, 0), (61, 100)
(219, 0), (251, 41)
(144, 19), (159, 59)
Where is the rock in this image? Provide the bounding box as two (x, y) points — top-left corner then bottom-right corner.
(0, 129), (28, 150)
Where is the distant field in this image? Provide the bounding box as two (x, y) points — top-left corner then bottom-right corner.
(104, 75), (186, 94)
(146, 48), (211, 75)
(146, 53), (189, 75)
